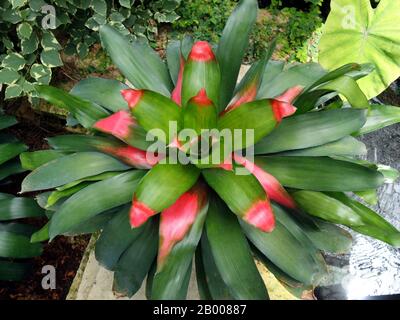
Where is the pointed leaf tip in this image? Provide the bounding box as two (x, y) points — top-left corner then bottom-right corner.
(244, 200), (275, 233)
(130, 198), (156, 228)
(192, 88), (213, 106)
(121, 89), (144, 109)
(189, 41), (215, 61)
(233, 154), (296, 209)
(93, 110), (135, 140)
(276, 85), (304, 104)
(272, 101), (297, 122)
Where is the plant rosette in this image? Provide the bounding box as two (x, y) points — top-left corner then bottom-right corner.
(22, 0), (400, 300)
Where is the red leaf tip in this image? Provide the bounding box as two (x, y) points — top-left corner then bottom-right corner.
(121, 89), (143, 109)
(93, 110), (135, 140)
(192, 88), (213, 106)
(130, 198), (156, 228)
(189, 41), (215, 61)
(276, 85), (304, 104)
(271, 100), (297, 122)
(244, 200), (275, 232)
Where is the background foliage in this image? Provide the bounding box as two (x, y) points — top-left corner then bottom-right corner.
(0, 0), (181, 99)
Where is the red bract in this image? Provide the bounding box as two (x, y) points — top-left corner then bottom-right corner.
(243, 199), (275, 232)
(171, 55), (185, 106)
(158, 184), (207, 268)
(94, 110), (136, 141)
(101, 145), (159, 169)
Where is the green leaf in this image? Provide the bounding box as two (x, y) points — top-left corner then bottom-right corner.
(0, 115), (17, 130)
(278, 136), (367, 157)
(327, 192), (400, 246)
(254, 109), (367, 154)
(5, 84), (23, 99)
(95, 206), (146, 270)
(319, 0), (400, 99)
(35, 85), (109, 128)
(205, 196), (268, 299)
(0, 260), (32, 281)
(0, 197), (43, 221)
(40, 48), (63, 68)
(354, 189), (378, 206)
(99, 25), (173, 96)
(217, 0), (258, 110)
(119, 0), (131, 8)
(0, 231), (42, 258)
(255, 156), (384, 191)
(30, 64), (51, 83)
(256, 60), (285, 99)
(151, 196), (208, 299)
(17, 22), (32, 39)
(47, 182), (91, 208)
(0, 142), (28, 166)
(41, 31), (62, 50)
(21, 32), (39, 55)
(356, 104), (400, 135)
(70, 77), (129, 112)
(113, 218), (158, 297)
(202, 168), (269, 224)
(0, 68), (20, 85)
(1, 53), (25, 71)
(134, 162), (200, 214)
(257, 63), (326, 100)
(198, 235), (234, 299)
(91, 0), (107, 15)
(49, 170), (145, 239)
(0, 159), (25, 181)
(30, 223), (50, 243)
(292, 191), (365, 227)
(166, 40), (181, 86)
(20, 150), (68, 170)
(21, 152), (130, 192)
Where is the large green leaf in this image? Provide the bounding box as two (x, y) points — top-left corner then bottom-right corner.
(257, 63), (326, 100)
(95, 205), (146, 271)
(0, 230), (42, 258)
(255, 156), (384, 191)
(99, 25), (173, 96)
(0, 197), (43, 221)
(70, 77), (129, 112)
(35, 85), (109, 128)
(48, 170), (145, 239)
(0, 142), (27, 166)
(254, 109), (367, 154)
(113, 218), (158, 297)
(20, 150), (69, 170)
(240, 216), (322, 285)
(278, 136), (366, 157)
(0, 159), (25, 181)
(21, 152), (129, 192)
(47, 134), (124, 152)
(217, 0), (258, 110)
(356, 104), (400, 135)
(319, 0), (400, 99)
(205, 196), (268, 300)
(198, 234), (234, 299)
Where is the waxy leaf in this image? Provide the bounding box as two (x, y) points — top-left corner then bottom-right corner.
(21, 152), (130, 192)
(205, 196), (269, 299)
(35, 85), (109, 128)
(356, 104), (400, 135)
(130, 162), (200, 227)
(255, 109), (367, 154)
(255, 156), (384, 191)
(217, 0), (258, 111)
(100, 25), (173, 96)
(49, 170), (146, 239)
(203, 168), (275, 232)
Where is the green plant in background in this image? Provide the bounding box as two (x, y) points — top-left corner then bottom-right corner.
(0, 0), (181, 99)
(18, 0), (400, 299)
(0, 111), (45, 281)
(172, 0), (235, 44)
(319, 0), (400, 100)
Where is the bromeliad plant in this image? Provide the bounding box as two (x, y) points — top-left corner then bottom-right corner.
(21, 0), (400, 299)
(0, 112), (44, 281)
